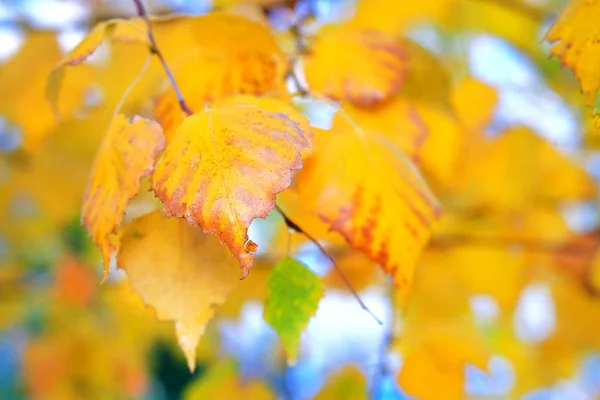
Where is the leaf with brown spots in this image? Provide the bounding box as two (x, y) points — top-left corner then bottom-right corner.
(303, 26), (406, 106)
(82, 114), (165, 281)
(151, 98), (310, 277)
(545, 0), (600, 104)
(297, 112), (440, 300)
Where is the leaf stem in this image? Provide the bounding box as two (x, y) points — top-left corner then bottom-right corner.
(132, 0), (193, 116)
(275, 204), (384, 326)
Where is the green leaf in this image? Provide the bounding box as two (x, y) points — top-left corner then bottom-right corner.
(264, 257), (323, 363)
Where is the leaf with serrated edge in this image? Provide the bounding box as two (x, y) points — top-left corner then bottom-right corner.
(117, 211), (239, 372)
(545, 0), (600, 104)
(152, 99), (310, 277)
(82, 114), (165, 281)
(264, 257), (322, 363)
(298, 114), (440, 301)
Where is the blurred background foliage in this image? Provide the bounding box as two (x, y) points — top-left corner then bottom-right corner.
(2, 0), (600, 399)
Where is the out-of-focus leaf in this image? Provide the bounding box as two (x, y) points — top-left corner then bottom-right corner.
(264, 257), (322, 363)
(151, 99), (310, 277)
(117, 211), (240, 372)
(183, 361), (275, 400)
(82, 114), (164, 281)
(304, 26), (405, 106)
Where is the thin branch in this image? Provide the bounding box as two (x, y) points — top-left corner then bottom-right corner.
(275, 204), (384, 326)
(132, 0), (193, 116)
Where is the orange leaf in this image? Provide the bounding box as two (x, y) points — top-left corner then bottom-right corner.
(118, 211), (239, 372)
(304, 26), (406, 106)
(297, 113), (440, 300)
(152, 99), (310, 277)
(153, 13), (287, 139)
(545, 0), (600, 104)
(82, 114), (165, 281)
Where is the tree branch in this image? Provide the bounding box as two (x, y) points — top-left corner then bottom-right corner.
(132, 0), (193, 116)
(275, 204), (383, 326)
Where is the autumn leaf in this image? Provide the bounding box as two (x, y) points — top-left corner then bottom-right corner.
(0, 32), (93, 152)
(264, 257), (322, 363)
(151, 100), (310, 277)
(153, 13), (287, 139)
(117, 211), (239, 372)
(298, 113), (440, 300)
(47, 18), (148, 114)
(183, 361), (275, 400)
(304, 26), (406, 106)
(545, 0), (600, 103)
(82, 114), (164, 281)
(314, 366), (367, 400)
(342, 98), (461, 185)
(461, 127), (596, 209)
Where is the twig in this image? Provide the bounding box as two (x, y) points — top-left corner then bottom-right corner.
(132, 0), (193, 116)
(275, 204), (384, 326)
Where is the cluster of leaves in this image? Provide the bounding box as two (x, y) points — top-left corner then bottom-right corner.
(4, 0), (600, 398)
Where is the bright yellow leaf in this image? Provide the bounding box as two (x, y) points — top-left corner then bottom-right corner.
(545, 0), (600, 103)
(117, 211), (240, 372)
(304, 26), (406, 106)
(82, 114), (165, 281)
(152, 99), (310, 277)
(297, 114), (440, 300)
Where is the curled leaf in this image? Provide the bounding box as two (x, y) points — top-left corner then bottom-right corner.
(47, 18), (148, 114)
(82, 114), (165, 281)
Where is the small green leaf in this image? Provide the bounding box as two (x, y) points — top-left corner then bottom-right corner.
(264, 257), (323, 363)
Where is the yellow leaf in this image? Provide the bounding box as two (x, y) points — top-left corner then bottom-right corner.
(304, 26), (405, 106)
(47, 18), (148, 114)
(396, 259), (490, 400)
(545, 0), (600, 103)
(451, 77), (498, 133)
(152, 100), (310, 277)
(118, 211), (239, 372)
(297, 114), (440, 300)
(183, 361), (275, 400)
(463, 127), (596, 209)
(348, 0), (455, 34)
(82, 115), (165, 281)
(153, 13), (287, 139)
(314, 366), (367, 400)
(0, 32), (93, 152)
